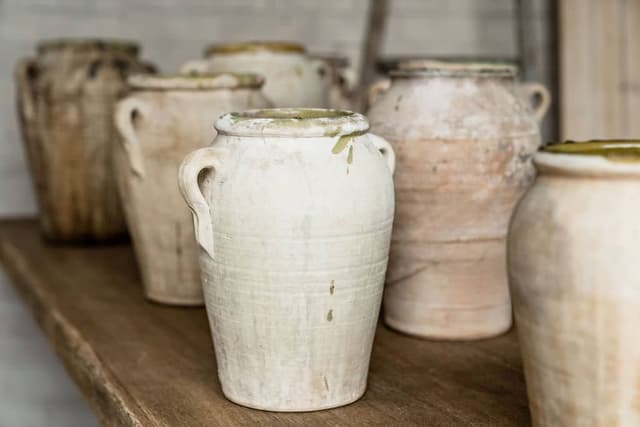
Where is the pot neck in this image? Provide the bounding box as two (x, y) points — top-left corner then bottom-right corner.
(215, 108), (368, 138)
(535, 141), (640, 178)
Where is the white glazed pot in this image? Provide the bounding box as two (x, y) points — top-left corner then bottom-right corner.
(179, 108), (395, 411)
(508, 140), (640, 426)
(114, 73), (270, 305)
(180, 42), (333, 108)
(367, 61), (547, 340)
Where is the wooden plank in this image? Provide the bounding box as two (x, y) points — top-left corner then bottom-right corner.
(559, 0), (640, 140)
(0, 219), (531, 426)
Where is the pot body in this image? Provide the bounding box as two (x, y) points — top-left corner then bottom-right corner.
(368, 73), (541, 339)
(179, 113), (395, 411)
(181, 50), (332, 108)
(508, 153), (640, 426)
(15, 40), (153, 241)
(115, 83), (270, 305)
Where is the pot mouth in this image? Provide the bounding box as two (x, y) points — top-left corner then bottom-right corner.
(215, 108), (369, 138)
(127, 73), (264, 90)
(390, 59), (517, 78)
(204, 41), (305, 57)
(37, 38), (139, 55)
(535, 140), (640, 177)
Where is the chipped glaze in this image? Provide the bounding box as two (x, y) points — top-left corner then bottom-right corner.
(178, 108), (395, 411)
(180, 41), (333, 108)
(508, 140), (640, 426)
(367, 61), (547, 340)
(15, 38), (154, 240)
(114, 73), (270, 305)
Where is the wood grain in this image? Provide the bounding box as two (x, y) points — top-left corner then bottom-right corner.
(559, 0), (640, 140)
(0, 219), (531, 426)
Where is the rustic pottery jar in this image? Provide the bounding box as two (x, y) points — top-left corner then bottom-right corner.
(180, 41), (333, 108)
(309, 54), (356, 110)
(367, 61), (548, 340)
(114, 73), (270, 305)
(508, 140), (640, 426)
(396, 59), (551, 122)
(179, 108), (395, 411)
(15, 38), (154, 241)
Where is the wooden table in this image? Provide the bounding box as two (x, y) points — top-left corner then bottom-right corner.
(0, 219), (531, 426)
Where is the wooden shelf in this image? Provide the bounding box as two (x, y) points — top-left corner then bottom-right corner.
(0, 219), (531, 426)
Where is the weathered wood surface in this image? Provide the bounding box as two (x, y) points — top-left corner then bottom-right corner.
(0, 219), (531, 426)
(559, 0), (640, 140)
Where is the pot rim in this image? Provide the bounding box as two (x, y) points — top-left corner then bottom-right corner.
(535, 140), (640, 177)
(215, 108), (369, 138)
(204, 41), (306, 57)
(127, 73), (264, 90)
(37, 38), (139, 55)
(390, 59), (517, 78)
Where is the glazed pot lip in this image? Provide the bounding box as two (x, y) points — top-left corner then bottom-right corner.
(308, 53), (350, 68)
(37, 38), (139, 55)
(535, 140), (640, 177)
(390, 59), (517, 78)
(204, 41), (306, 57)
(127, 73), (264, 90)
(215, 108), (369, 138)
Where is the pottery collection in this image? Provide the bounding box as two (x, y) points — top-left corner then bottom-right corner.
(178, 109), (395, 411)
(114, 73), (270, 305)
(367, 61), (548, 340)
(15, 39), (154, 241)
(180, 42), (334, 108)
(15, 35), (633, 420)
(508, 140), (640, 426)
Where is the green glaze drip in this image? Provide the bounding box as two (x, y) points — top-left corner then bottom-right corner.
(331, 130), (366, 155)
(347, 145), (354, 164)
(544, 140), (640, 162)
(326, 309), (333, 322)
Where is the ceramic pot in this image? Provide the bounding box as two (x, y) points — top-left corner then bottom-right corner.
(395, 59), (551, 122)
(114, 73), (270, 305)
(180, 42), (333, 108)
(179, 108), (395, 411)
(15, 38), (154, 241)
(508, 140), (640, 426)
(309, 54), (356, 110)
(367, 61), (547, 340)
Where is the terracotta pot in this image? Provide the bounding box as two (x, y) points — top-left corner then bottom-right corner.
(180, 42), (333, 108)
(15, 38), (154, 241)
(367, 61), (547, 340)
(508, 140), (640, 426)
(179, 108), (395, 411)
(114, 73), (270, 306)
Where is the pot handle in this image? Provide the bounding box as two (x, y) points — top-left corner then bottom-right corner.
(519, 82), (551, 123)
(180, 59), (209, 75)
(115, 97), (149, 177)
(369, 134), (396, 174)
(366, 78), (391, 109)
(15, 58), (38, 131)
(179, 147), (224, 258)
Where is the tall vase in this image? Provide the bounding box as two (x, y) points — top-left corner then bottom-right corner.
(509, 140), (640, 426)
(367, 61), (548, 339)
(15, 38), (154, 241)
(114, 73), (270, 305)
(179, 108), (395, 411)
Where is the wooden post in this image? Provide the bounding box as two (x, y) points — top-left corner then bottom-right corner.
(516, 0), (559, 143)
(559, 0), (640, 140)
(356, 0), (388, 112)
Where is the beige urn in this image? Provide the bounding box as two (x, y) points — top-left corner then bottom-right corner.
(367, 61), (548, 340)
(15, 38), (154, 241)
(180, 41), (334, 108)
(114, 73), (270, 305)
(509, 140), (640, 426)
